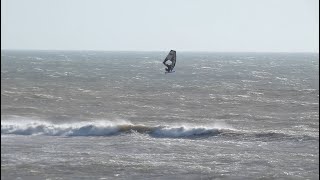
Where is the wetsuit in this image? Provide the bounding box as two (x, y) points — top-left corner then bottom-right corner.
(163, 61), (172, 72)
(165, 64), (172, 72)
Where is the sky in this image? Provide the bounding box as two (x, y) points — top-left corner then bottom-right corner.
(1, 0), (319, 52)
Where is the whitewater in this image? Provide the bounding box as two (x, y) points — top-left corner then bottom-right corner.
(1, 51), (319, 179)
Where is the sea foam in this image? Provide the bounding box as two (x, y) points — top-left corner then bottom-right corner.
(1, 119), (225, 138)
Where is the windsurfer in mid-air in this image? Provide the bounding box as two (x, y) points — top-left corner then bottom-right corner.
(163, 50), (176, 73)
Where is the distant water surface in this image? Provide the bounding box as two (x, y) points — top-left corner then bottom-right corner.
(1, 50), (319, 179)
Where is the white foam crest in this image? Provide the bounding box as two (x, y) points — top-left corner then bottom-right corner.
(275, 77), (288, 81)
(152, 122), (234, 138)
(1, 117), (234, 138)
(144, 60), (161, 64)
(1, 118), (132, 136)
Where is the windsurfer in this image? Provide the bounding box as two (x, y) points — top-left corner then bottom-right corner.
(163, 50), (176, 73)
(164, 62), (172, 72)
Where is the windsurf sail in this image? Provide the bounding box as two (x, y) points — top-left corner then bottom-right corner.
(163, 50), (176, 72)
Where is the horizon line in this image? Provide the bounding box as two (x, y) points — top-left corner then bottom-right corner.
(1, 48), (319, 54)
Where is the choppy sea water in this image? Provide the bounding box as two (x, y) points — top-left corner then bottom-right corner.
(1, 50), (319, 179)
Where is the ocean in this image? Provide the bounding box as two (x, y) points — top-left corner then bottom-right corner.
(1, 50), (319, 179)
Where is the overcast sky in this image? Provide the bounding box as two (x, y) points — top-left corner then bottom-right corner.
(1, 0), (319, 52)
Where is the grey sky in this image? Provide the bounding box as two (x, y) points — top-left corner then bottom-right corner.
(1, 0), (319, 52)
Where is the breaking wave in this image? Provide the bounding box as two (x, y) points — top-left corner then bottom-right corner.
(1, 119), (224, 138)
(1, 119), (317, 140)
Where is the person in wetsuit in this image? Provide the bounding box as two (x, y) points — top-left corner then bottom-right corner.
(163, 61), (172, 73)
